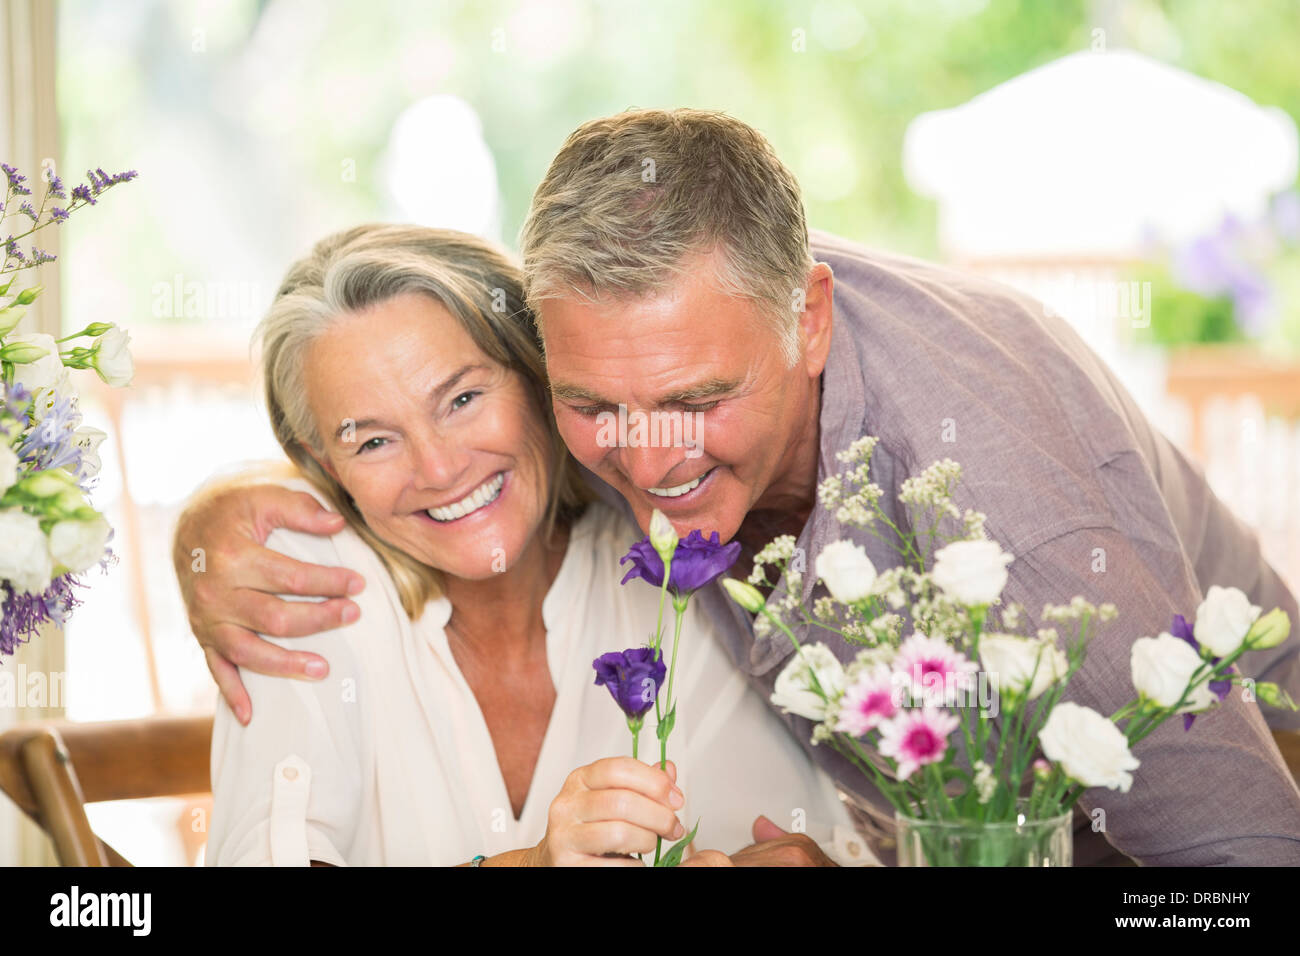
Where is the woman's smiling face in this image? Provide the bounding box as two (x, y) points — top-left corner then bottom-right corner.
(302, 291), (553, 580)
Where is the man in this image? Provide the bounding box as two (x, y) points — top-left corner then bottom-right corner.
(175, 108), (1300, 866)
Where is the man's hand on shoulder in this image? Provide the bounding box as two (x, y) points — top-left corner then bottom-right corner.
(172, 468), (367, 725)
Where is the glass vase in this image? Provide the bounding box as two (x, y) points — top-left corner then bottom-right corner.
(895, 799), (1072, 867)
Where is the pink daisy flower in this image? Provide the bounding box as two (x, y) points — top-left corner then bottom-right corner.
(877, 706), (961, 780)
(834, 665), (899, 737)
(893, 632), (979, 706)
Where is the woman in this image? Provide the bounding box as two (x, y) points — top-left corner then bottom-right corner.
(205, 224), (865, 866)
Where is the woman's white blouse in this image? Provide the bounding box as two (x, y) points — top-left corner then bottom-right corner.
(206, 482), (874, 866)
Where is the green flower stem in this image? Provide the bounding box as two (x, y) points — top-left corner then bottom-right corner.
(628, 719), (643, 864)
(649, 553), (673, 730)
(649, 552), (675, 866)
(628, 716), (642, 760)
(662, 599), (687, 728)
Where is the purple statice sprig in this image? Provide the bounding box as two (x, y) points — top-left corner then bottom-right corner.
(0, 575), (83, 657)
(1170, 613), (1234, 730)
(1, 162), (138, 275)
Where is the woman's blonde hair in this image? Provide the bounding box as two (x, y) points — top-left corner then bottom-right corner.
(254, 224), (592, 619)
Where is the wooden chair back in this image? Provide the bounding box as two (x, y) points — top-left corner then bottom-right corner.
(0, 715), (212, 866)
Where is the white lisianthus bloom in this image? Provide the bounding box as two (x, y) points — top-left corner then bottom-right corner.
(1193, 586), (1261, 658)
(72, 426), (108, 479)
(648, 508), (678, 561)
(90, 325), (134, 387)
(721, 577), (765, 613)
(0, 508), (54, 595)
(1244, 608), (1291, 651)
(6, 332), (66, 393)
(0, 444), (19, 496)
(1038, 702), (1140, 792)
(931, 538), (1014, 606)
(770, 643), (846, 722)
(814, 539), (877, 604)
(1130, 633), (1218, 713)
(979, 632), (1068, 701)
(48, 516), (111, 574)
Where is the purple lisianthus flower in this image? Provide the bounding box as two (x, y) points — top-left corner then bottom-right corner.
(1170, 613), (1233, 730)
(593, 647), (666, 720)
(620, 529), (741, 598)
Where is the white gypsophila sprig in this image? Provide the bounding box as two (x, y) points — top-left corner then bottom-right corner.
(834, 490), (881, 530)
(898, 458), (962, 510)
(867, 613), (904, 645)
(748, 534), (798, 587)
(962, 508), (987, 540)
(841, 619), (872, 644)
(1000, 602), (1025, 633)
(847, 643), (897, 675)
(1042, 596), (1108, 625)
(822, 437), (885, 531)
(813, 595), (840, 622)
(817, 473), (844, 511)
(835, 434), (880, 466)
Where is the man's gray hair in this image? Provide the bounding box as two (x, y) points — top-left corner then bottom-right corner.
(519, 108), (814, 367)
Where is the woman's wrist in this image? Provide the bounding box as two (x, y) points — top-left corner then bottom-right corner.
(486, 847), (538, 867)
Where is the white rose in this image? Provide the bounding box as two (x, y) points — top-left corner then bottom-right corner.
(48, 516), (111, 574)
(90, 326), (134, 387)
(979, 633), (1068, 701)
(1038, 702), (1140, 793)
(0, 444), (19, 496)
(814, 539), (877, 604)
(72, 426), (108, 479)
(0, 508), (54, 595)
(771, 643), (847, 721)
(1193, 586), (1261, 658)
(931, 538), (1014, 606)
(7, 332), (67, 393)
(1130, 633), (1218, 713)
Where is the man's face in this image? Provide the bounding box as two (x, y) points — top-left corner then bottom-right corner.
(540, 249), (831, 543)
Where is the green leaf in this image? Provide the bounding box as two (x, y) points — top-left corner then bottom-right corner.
(654, 818), (700, 868)
(656, 702), (676, 741)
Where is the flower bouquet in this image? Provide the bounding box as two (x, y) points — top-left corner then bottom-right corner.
(723, 436), (1296, 866)
(1, 161), (137, 655)
(592, 509), (740, 866)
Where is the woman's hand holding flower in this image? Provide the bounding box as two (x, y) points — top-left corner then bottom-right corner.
(526, 757), (686, 866)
